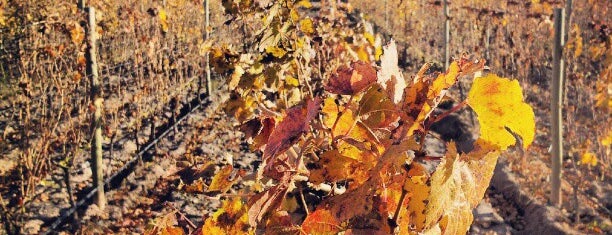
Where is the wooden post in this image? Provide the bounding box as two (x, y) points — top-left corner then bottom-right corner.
(443, 0), (450, 70)
(77, 0), (85, 10)
(87, 7), (106, 210)
(550, 8), (565, 208)
(485, 25), (491, 62)
(565, 0), (572, 43)
(205, 0), (212, 97)
(563, 0), (572, 97)
(384, 0), (388, 30)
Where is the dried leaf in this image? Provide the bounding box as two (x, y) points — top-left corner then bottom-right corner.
(247, 178), (290, 227)
(326, 61), (377, 95)
(208, 165), (242, 194)
(377, 40), (406, 104)
(263, 98), (320, 162)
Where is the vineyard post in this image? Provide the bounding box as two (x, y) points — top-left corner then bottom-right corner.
(87, 6), (106, 210)
(563, 0), (572, 98)
(443, 0), (450, 70)
(205, 0), (212, 97)
(77, 0), (85, 11)
(384, 0), (388, 29)
(565, 0), (572, 43)
(550, 8), (565, 208)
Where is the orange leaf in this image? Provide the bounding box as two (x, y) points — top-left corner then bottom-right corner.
(301, 208), (342, 235)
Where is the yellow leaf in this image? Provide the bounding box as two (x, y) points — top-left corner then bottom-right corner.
(159, 9), (169, 33)
(208, 165), (240, 193)
(580, 152), (598, 166)
(364, 32), (375, 46)
(468, 74), (535, 150)
(601, 129), (612, 147)
(300, 18), (314, 35)
(285, 76), (299, 87)
(297, 0), (313, 8)
(229, 65), (245, 90)
(403, 163), (430, 231)
(0, 6), (5, 26)
(197, 39), (214, 56)
(356, 45), (370, 62)
(202, 198), (253, 234)
(399, 141), (500, 234)
(265, 46), (287, 58)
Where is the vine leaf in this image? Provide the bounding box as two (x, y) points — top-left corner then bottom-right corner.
(467, 74), (535, 150)
(159, 9), (169, 33)
(402, 162), (431, 232)
(321, 98), (372, 142)
(247, 174), (291, 227)
(144, 213), (184, 235)
(67, 21), (85, 45)
(420, 141), (500, 234)
(208, 165), (244, 194)
(301, 207), (342, 235)
(359, 84), (399, 129)
(377, 40), (406, 104)
(263, 98), (320, 163)
(203, 197), (252, 234)
(240, 117), (276, 151)
(325, 61), (377, 95)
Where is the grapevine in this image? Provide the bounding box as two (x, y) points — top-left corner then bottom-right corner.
(191, 0), (536, 234)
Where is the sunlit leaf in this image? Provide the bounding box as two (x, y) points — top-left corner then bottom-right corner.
(203, 198), (253, 234)
(326, 61), (376, 95)
(263, 99), (320, 162)
(580, 152), (598, 166)
(300, 18), (314, 35)
(377, 40), (406, 104)
(208, 165), (243, 194)
(467, 74), (535, 150)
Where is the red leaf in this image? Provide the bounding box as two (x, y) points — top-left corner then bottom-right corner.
(241, 117), (276, 151)
(326, 61), (377, 95)
(262, 98), (320, 163)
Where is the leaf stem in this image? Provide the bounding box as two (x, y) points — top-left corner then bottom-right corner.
(392, 186), (408, 226)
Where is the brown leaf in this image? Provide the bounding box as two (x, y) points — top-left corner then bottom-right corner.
(326, 61), (377, 95)
(241, 117), (276, 151)
(263, 98), (320, 163)
(247, 175), (291, 227)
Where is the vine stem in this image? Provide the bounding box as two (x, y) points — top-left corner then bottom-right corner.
(392, 187), (408, 225)
(426, 100), (468, 128)
(165, 202), (197, 230)
(420, 100), (469, 151)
